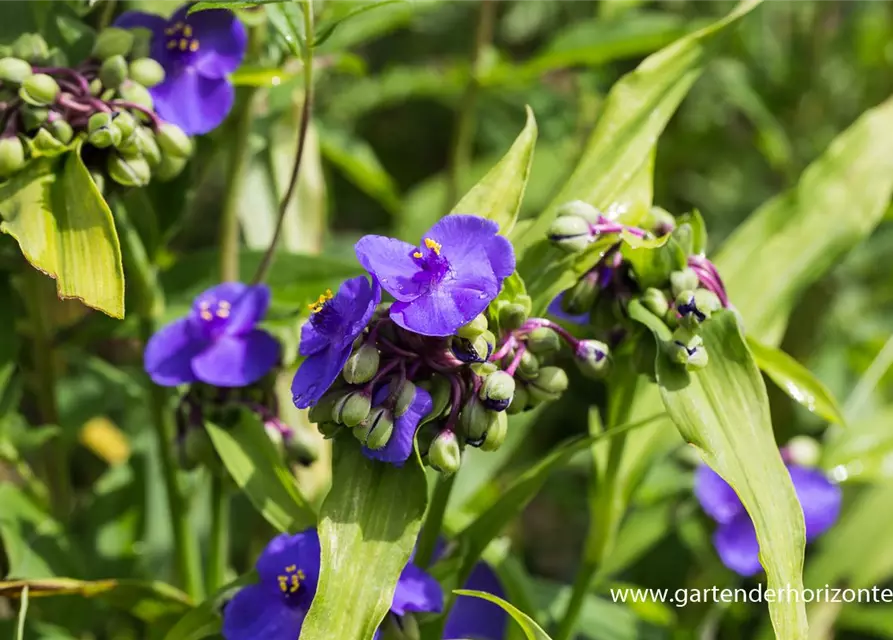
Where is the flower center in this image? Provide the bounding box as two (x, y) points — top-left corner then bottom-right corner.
(277, 564), (306, 598)
(308, 289), (333, 314)
(164, 21), (201, 55)
(309, 289), (343, 336)
(410, 237), (449, 289)
(195, 298), (233, 338)
(412, 237), (441, 259)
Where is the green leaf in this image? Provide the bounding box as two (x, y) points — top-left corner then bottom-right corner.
(15, 585), (27, 640)
(514, 0), (762, 267)
(621, 234), (686, 289)
(453, 590), (551, 640)
(266, 2), (306, 57)
(715, 95), (893, 345)
(313, 0), (405, 47)
(450, 105), (538, 235)
(746, 336), (846, 425)
(0, 578), (192, 623)
(300, 442), (428, 640)
(206, 412), (316, 534)
(162, 573), (254, 640)
(0, 149), (125, 318)
(822, 406), (893, 483)
(634, 306), (808, 639)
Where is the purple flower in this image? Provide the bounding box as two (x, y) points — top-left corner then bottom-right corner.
(445, 561), (508, 640)
(355, 216), (514, 337)
(223, 529), (442, 640)
(362, 384), (433, 466)
(695, 464), (842, 576)
(547, 293), (589, 325)
(144, 282), (279, 388)
(292, 277), (381, 409)
(115, 3), (246, 135)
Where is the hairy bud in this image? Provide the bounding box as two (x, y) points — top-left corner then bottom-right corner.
(0, 137), (25, 178)
(88, 122), (122, 149)
(0, 57), (32, 84)
(480, 411), (508, 452)
(112, 110), (137, 140)
(458, 396), (491, 443)
(642, 287), (669, 317)
(393, 380), (417, 417)
(428, 430), (462, 475)
(548, 214), (592, 254)
(157, 122), (193, 158)
(667, 327), (708, 370)
(528, 366), (569, 403)
(118, 80), (154, 110)
(556, 200), (600, 224)
(342, 342), (379, 384)
(92, 27), (135, 60)
(354, 407), (394, 450)
(456, 313), (488, 340)
(499, 302), (528, 331)
(129, 57), (165, 88)
(333, 391), (372, 428)
(107, 152), (151, 187)
(575, 339), (610, 379)
(675, 290), (707, 329)
(19, 73), (59, 107)
(451, 333), (492, 363)
(100, 54), (129, 89)
(155, 154), (188, 181)
(47, 119), (73, 144)
(562, 275), (598, 316)
(316, 420), (341, 439)
(479, 371), (515, 412)
(670, 268), (700, 297)
(526, 327), (561, 355)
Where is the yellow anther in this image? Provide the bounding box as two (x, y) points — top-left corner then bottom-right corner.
(219, 300), (231, 309)
(216, 308), (230, 319)
(423, 237), (441, 255)
(277, 576), (288, 592)
(190, 39), (200, 52)
(325, 289), (333, 298)
(167, 40), (177, 50)
(412, 251), (422, 259)
(200, 310), (213, 321)
(289, 574), (301, 592)
(285, 565), (297, 572)
(179, 38), (188, 51)
(183, 25), (193, 37)
(309, 289), (333, 314)
(199, 301), (210, 309)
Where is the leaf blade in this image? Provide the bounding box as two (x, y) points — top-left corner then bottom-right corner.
(453, 589), (552, 640)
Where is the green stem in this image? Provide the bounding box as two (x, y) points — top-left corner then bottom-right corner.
(415, 473), (456, 568)
(445, 0), (496, 208)
(20, 270), (71, 518)
(251, 1), (315, 285)
(843, 333), (893, 421)
(206, 473), (231, 592)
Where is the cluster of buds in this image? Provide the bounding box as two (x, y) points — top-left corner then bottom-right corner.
(548, 200), (730, 371)
(0, 29), (191, 187)
(176, 377), (319, 473)
(307, 299), (599, 476)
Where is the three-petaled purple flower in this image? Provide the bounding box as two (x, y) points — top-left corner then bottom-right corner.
(363, 384), (433, 466)
(695, 463), (841, 576)
(144, 282), (280, 388)
(355, 216), (514, 337)
(292, 276), (381, 409)
(116, 3), (246, 135)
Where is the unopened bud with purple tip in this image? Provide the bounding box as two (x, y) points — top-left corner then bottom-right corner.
(479, 370), (515, 412)
(451, 332), (493, 363)
(428, 430), (462, 475)
(575, 339), (610, 379)
(668, 327), (708, 370)
(675, 290), (707, 329)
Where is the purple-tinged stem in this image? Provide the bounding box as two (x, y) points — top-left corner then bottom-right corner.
(489, 335), (517, 362)
(34, 67), (90, 95)
(443, 374), (464, 431)
(521, 318), (580, 348)
(57, 93), (92, 114)
(109, 100), (163, 128)
(505, 344), (528, 377)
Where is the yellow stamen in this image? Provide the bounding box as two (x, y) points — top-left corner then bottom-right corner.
(179, 38), (188, 51)
(412, 251), (422, 258)
(423, 237), (441, 255)
(167, 40), (177, 50)
(200, 310), (213, 321)
(286, 565), (297, 572)
(219, 300), (231, 309)
(309, 288), (334, 314)
(216, 308), (230, 319)
(183, 25), (193, 37)
(190, 39), (200, 52)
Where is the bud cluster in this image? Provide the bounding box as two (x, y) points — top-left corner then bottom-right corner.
(548, 201), (729, 372)
(0, 30), (191, 187)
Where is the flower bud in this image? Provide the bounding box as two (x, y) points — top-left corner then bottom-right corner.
(333, 391), (372, 428)
(354, 407), (394, 450)
(342, 343), (379, 385)
(499, 303), (528, 331)
(517, 350), (539, 381)
(528, 366), (568, 403)
(694, 289), (722, 314)
(157, 122), (193, 158)
(451, 334), (491, 363)
(12, 34), (49, 64)
(675, 290), (707, 329)
(88, 124), (122, 149)
(112, 110), (137, 140)
(0, 137), (25, 178)
(556, 200), (600, 224)
(0, 57), (32, 84)
(480, 411), (508, 452)
(575, 339), (610, 379)
(526, 327), (561, 355)
(470, 362), (497, 378)
(479, 371), (515, 412)
(20, 106), (48, 130)
(670, 268), (699, 297)
(129, 57), (165, 88)
(154, 154), (188, 181)
(641, 287), (669, 317)
(316, 420), (341, 439)
(784, 436), (821, 468)
(393, 380), (417, 418)
(548, 214), (592, 254)
(92, 27), (135, 60)
(89, 78), (103, 96)
(428, 430), (462, 475)
(88, 112), (113, 133)
(134, 126), (162, 165)
(456, 313), (488, 340)
(506, 383), (528, 415)
(107, 152), (151, 187)
(30, 128), (66, 154)
(47, 119), (73, 144)
(562, 276), (598, 316)
(99, 54), (129, 89)
(118, 80), (154, 111)
(458, 397), (492, 444)
(645, 206), (677, 235)
(19, 73), (59, 106)
(667, 328), (708, 370)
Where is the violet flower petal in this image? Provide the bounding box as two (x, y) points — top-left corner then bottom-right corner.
(445, 561), (508, 640)
(694, 465), (746, 525)
(191, 330), (280, 387)
(789, 465), (842, 540)
(170, 5), (247, 78)
(144, 317), (206, 386)
(363, 386), (432, 465)
(389, 274), (497, 337)
(390, 563), (444, 616)
(713, 512), (762, 577)
(354, 235), (428, 302)
(222, 583), (304, 640)
(292, 345), (351, 409)
(150, 66), (234, 135)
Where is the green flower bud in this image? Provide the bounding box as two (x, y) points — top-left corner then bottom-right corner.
(154, 154), (187, 181)
(556, 200), (600, 224)
(667, 328), (708, 370)
(12, 34), (49, 64)
(479, 371), (515, 412)
(506, 383), (528, 415)
(89, 78), (103, 96)
(88, 112), (113, 133)
(469, 362), (498, 378)
(528, 366), (568, 403)
(19, 73), (59, 107)
(99, 54), (129, 90)
(675, 290), (706, 330)
(663, 307), (678, 330)
(333, 391), (372, 428)
(0, 137), (25, 178)
(0, 57), (32, 84)
(415, 422), (440, 456)
(107, 152), (151, 187)
(785, 436), (821, 468)
(526, 327), (561, 355)
(92, 27), (134, 60)
(428, 430), (462, 475)
(129, 57), (165, 88)
(30, 128), (67, 154)
(499, 303), (528, 331)
(694, 289), (722, 314)
(562, 276), (598, 316)
(480, 411), (508, 452)
(111, 110), (136, 140)
(88, 124), (122, 149)
(548, 214), (592, 254)
(670, 268), (699, 297)
(343, 343), (379, 385)
(517, 350), (539, 381)
(118, 80), (154, 111)
(355, 407), (394, 450)
(575, 339), (610, 379)
(456, 313), (488, 340)
(317, 420), (341, 439)
(47, 119), (73, 144)
(157, 122), (193, 158)
(458, 397), (492, 443)
(130, 28), (154, 59)
(645, 206), (676, 233)
(20, 106), (48, 130)
(393, 380), (417, 418)
(642, 287), (669, 317)
(134, 126), (162, 165)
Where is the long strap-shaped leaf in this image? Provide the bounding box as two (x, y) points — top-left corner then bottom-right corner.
(631, 303), (808, 639)
(300, 443), (428, 640)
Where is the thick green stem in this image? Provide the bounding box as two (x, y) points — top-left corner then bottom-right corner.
(445, 0), (496, 208)
(206, 474), (231, 592)
(415, 473), (456, 569)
